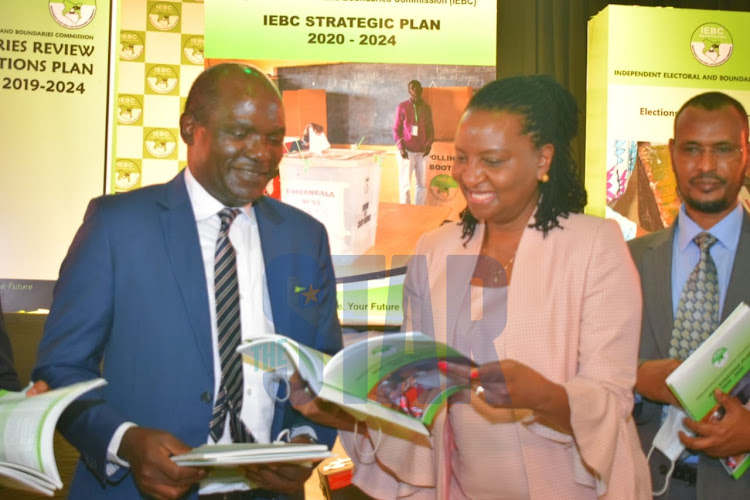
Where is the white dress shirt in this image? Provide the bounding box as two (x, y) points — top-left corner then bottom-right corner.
(107, 168), (293, 494)
(186, 168), (279, 494)
(185, 167), (278, 447)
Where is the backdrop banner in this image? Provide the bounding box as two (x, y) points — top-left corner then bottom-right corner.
(0, 1), (116, 308)
(205, 0), (497, 326)
(206, 0), (495, 66)
(586, 5), (750, 238)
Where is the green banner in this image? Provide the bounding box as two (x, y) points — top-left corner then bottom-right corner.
(586, 5), (750, 223)
(604, 7), (749, 90)
(206, 0), (495, 65)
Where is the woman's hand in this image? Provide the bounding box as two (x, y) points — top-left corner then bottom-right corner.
(26, 380), (49, 396)
(449, 359), (572, 433)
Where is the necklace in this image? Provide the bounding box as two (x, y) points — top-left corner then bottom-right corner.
(492, 256), (515, 283)
(480, 232), (518, 285)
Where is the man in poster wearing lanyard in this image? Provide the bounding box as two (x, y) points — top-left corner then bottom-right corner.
(393, 80), (434, 205)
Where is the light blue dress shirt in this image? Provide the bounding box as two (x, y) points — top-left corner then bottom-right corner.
(669, 204), (743, 464)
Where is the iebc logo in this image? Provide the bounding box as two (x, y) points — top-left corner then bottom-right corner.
(49, 0), (97, 29)
(691, 23), (733, 67)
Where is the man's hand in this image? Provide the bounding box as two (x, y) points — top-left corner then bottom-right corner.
(680, 389), (750, 458)
(399, 147), (408, 159)
(635, 359), (682, 406)
(25, 380), (49, 396)
(118, 427), (206, 500)
(240, 435), (315, 493)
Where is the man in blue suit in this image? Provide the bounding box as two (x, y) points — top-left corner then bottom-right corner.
(0, 295), (22, 392)
(33, 63), (343, 499)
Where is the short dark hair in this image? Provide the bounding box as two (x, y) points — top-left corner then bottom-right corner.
(458, 75), (587, 240)
(408, 80), (422, 90)
(674, 91), (749, 138)
(183, 63), (279, 124)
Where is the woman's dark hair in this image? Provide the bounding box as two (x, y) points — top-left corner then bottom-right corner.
(459, 75), (587, 241)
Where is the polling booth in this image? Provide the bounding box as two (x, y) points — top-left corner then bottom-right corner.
(586, 5), (750, 238)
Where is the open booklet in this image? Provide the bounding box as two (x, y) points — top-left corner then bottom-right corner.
(0, 378), (106, 496)
(666, 302), (750, 479)
(237, 331), (475, 436)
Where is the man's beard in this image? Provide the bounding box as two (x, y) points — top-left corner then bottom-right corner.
(681, 173), (735, 214)
(684, 196), (732, 214)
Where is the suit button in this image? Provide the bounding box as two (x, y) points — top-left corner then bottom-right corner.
(201, 391), (212, 404)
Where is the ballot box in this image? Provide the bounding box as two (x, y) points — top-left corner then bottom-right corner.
(280, 149), (384, 255)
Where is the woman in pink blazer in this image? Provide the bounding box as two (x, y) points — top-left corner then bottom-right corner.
(337, 76), (651, 498)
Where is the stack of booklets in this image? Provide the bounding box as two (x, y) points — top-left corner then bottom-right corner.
(666, 302), (750, 479)
(0, 378), (106, 496)
(171, 442), (333, 467)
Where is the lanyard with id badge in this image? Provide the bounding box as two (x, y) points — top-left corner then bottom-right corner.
(412, 102), (419, 136)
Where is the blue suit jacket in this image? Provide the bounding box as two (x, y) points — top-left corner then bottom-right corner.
(32, 171), (342, 499)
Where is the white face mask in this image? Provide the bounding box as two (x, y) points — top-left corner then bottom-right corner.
(647, 405), (695, 496)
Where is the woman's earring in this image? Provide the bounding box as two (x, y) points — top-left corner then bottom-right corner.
(539, 173), (550, 183)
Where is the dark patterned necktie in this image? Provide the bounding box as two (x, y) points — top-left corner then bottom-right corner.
(209, 208), (254, 443)
(669, 232), (720, 360)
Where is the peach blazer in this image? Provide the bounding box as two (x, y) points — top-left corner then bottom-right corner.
(341, 213), (651, 499)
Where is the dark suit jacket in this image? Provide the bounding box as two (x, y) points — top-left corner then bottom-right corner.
(0, 295), (22, 391)
(628, 210), (750, 497)
(32, 171), (343, 499)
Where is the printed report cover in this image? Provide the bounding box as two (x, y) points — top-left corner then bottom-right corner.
(666, 302), (750, 479)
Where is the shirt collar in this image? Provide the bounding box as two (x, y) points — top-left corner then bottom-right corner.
(184, 166), (254, 222)
(676, 203), (743, 253)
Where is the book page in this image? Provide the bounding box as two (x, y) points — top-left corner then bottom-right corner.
(0, 378), (106, 491)
(0, 463), (55, 496)
(322, 332), (473, 428)
(238, 335), (328, 394)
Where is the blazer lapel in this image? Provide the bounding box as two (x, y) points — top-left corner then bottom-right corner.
(160, 171), (213, 375)
(643, 227), (676, 358)
(444, 226), (482, 344)
(723, 211), (750, 320)
(254, 197), (286, 330)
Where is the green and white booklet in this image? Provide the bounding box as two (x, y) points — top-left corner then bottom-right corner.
(0, 378), (106, 496)
(666, 302), (750, 479)
(237, 331), (475, 436)
(171, 442), (333, 467)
